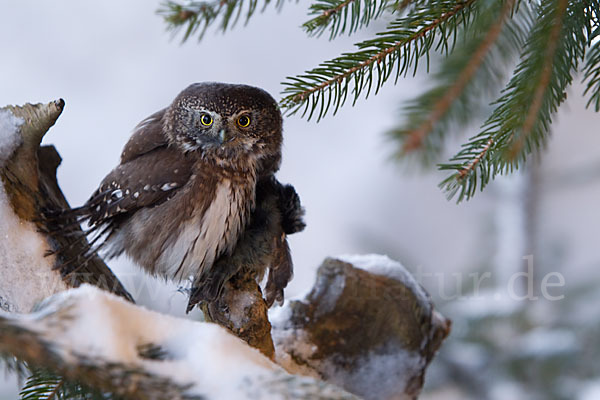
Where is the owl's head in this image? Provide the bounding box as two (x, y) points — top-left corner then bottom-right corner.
(164, 82), (283, 174)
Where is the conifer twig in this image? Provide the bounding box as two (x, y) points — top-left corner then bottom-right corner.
(282, 0), (478, 120)
(506, 0), (567, 159)
(158, 0), (287, 42)
(458, 137), (494, 179)
(303, 0), (395, 38)
(295, 0), (475, 101)
(439, 0), (592, 201)
(402, 0), (515, 153)
(323, 0), (354, 17)
(47, 379), (64, 399)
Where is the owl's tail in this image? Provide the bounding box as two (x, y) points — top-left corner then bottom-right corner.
(37, 202), (119, 277)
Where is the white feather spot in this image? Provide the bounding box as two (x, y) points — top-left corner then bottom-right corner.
(133, 192), (139, 199)
(112, 189), (123, 199)
(143, 184), (151, 191)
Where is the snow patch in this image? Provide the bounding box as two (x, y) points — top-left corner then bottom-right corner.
(443, 342), (489, 371)
(489, 381), (528, 400)
(272, 304), (423, 400)
(515, 328), (578, 358)
(8, 285), (351, 399)
(311, 269), (346, 317)
(578, 380), (600, 400)
(337, 253), (429, 303)
(318, 344), (423, 400)
(447, 289), (522, 319)
(0, 108), (24, 167)
(270, 304), (320, 378)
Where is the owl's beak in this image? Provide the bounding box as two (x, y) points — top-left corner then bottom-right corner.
(218, 128), (234, 144)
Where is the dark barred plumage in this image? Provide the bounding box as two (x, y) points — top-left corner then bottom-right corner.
(49, 82), (305, 309)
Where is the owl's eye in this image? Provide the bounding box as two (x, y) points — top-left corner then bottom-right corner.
(200, 113), (213, 126)
(237, 115), (251, 128)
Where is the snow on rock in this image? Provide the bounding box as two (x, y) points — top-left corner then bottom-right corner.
(0, 108), (68, 313)
(4, 285), (357, 400)
(270, 305), (321, 378)
(318, 344), (424, 400)
(337, 253), (430, 304)
(271, 256), (451, 400)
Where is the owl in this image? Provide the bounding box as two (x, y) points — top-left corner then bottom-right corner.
(53, 82), (304, 307)
(187, 174), (305, 311)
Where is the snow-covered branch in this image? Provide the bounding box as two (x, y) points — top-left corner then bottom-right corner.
(0, 101), (131, 314)
(0, 285), (358, 400)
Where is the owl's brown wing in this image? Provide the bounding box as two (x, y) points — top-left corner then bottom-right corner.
(82, 108), (192, 225)
(84, 146), (194, 226)
(120, 109), (168, 163)
(44, 109), (172, 225)
(44, 110), (191, 268)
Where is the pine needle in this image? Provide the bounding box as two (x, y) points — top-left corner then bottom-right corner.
(281, 0), (479, 121)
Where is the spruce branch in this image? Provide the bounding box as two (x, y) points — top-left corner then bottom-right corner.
(281, 0), (479, 121)
(19, 369), (63, 400)
(157, 0), (600, 200)
(302, 0), (401, 39)
(439, 0), (594, 202)
(505, 0), (567, 160)
(399, 0), (518, 156)
(19, 368), (108, 400)
(158, 0), (286, 42)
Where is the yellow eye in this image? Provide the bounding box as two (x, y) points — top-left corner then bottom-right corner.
(200, 113), (213, 126)
(237, 115), (251, 128)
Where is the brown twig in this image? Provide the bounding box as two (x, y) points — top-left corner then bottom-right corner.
(402, 0), (515, 153)
(45, 378), (64, 400)
(321, 0), (355, 18)
(458, 137), (494, 179)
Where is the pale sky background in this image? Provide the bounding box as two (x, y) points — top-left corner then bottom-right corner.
(1, 1), (600, 397)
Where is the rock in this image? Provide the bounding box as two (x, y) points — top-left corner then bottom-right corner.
(271, 255), (451, 400)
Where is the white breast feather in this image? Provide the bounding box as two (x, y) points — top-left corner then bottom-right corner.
(159, 180), (244, 281)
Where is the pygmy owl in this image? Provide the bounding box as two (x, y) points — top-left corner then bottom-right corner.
(56, 82), (304, 307)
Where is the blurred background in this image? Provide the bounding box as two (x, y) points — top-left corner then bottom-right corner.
(1, 1), (599, 399)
